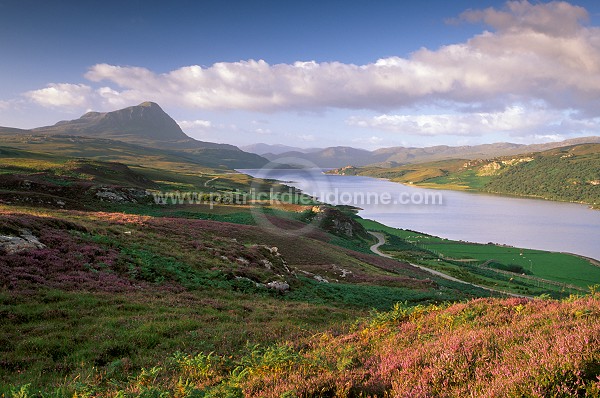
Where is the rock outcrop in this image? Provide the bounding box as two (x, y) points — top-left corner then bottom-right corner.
(0, 229), (46, 254)
(309, 206), (368, 239)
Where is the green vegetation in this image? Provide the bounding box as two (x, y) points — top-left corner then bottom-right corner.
(5, 294), (600, 397)
(330, 143), (600, 206)
(0, 203), (484, 391)
(485, 144), (600, 205)
(0, 288), (358, 393)
(2, 136), (599, 396)
(361, 219), (600, 296)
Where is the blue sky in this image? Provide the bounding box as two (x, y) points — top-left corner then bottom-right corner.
(2, 0), (600, 149)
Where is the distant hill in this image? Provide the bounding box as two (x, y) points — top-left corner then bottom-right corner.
(264, 146), (375, 168)
(263, 137), (600, 168)
(330, 143), (600, 206)
(0, 102), (269, 169)
(483, 144), (600, 205)
(240, 143), (322, 155)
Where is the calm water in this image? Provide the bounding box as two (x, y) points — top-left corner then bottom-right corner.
(241, 168), (600, 260)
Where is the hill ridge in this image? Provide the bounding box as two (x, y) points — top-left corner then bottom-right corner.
(260, 136), (600, 168)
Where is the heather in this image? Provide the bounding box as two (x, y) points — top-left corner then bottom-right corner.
(2, 208), (480, 305)
(7, 294), (600, 397)
(0, 207), (488, 392)
(1, 144), (598, 397)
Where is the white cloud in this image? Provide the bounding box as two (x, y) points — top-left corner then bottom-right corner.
(17, 1), (600, 139)
(531, 134), (565, 142)
(177, 119), (212, 129)
(254, 128), (272, 135)
(352, 135), (383, 145)
(459, 0), (589, 37)
(25, 83), (92, 108)
(347, 106), (558, 136)
(348, 106), (600, 137)
(75, 1), (600, 116)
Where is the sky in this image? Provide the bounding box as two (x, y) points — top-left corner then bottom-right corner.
(2, 0), (600, 150)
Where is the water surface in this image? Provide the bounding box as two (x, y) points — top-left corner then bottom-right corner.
(241, 169), (600, 260)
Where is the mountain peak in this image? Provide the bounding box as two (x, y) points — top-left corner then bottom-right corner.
(138, 101), (159, 108)
(33, 101), (189, 143)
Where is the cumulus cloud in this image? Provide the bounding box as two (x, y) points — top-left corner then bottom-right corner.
(347, 106), (558, 136)
(25, 83), (92, 108)
(177, 119), (212, 129)
(348, 107), (600, 137)
(74, 1), (600, 116)
(18, 1), (600, 139)
(459, 0), (589, 37)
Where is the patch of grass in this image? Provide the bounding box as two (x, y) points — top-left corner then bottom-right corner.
(13, 295), (600, 396)
(360, 218), (599, 294)
(424, 169), (493, 190)
(0, 288), (360, 392)
(284, 277), (485, 310)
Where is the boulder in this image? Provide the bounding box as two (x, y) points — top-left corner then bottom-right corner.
(0, 229), (46, 254)
(267, 281), (290, 292)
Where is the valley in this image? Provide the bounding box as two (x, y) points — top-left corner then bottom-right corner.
(0, 103), (599, 396)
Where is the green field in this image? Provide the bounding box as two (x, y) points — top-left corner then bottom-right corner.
(360, 219), (600, 290)
(421, 168), (492, 190)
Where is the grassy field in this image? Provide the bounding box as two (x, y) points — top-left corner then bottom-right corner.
(360, 219), (600, 293)
(420, 168), (492, 190)
(0, 288), (360, 392)
(7, 295), (600, 397)
(2, 139), (599, 395)
(0, 204), (490, 393)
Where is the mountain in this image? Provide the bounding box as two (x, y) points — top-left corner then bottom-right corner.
(24, 101), (233, 150)
(263, 137), (600, 168)
(240, 143), (322, 155)
(0, 102), (269, 169)
(263, 146), (375, 168)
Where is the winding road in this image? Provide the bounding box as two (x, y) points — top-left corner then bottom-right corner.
(368, 231), (532, 299)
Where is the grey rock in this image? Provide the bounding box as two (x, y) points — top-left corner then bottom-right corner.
(267, 281), (290, 292)
(0, 229), (46, 254)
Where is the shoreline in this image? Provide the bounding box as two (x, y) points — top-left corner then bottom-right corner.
(240, 168), (600, 261)
(329, 169), (598, 209)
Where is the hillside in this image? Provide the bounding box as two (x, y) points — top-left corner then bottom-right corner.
(484, 144), (600, 205)
(0, 102), (269, 169)
(264, 146), (375, 168)
(2, 142), (600, 395)
(329, 143), (600, 206)
(262, 137), (600, 168)
(0, 146), (496, 394)
(9, 294), (600, 397)
(0, 134), (269, 170)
